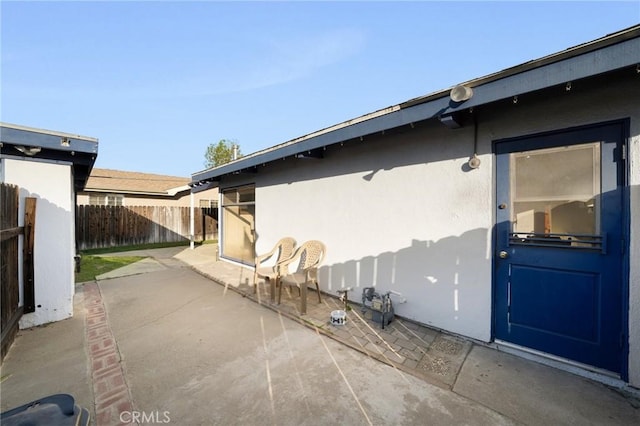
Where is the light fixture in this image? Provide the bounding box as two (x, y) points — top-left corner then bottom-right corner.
(295, 150), (323, 160)
(468, 154), (481, 169)
(14, 146), (41, 156)
(450, 85), (474, 102)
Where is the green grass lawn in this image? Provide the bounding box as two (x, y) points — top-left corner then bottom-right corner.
(75, 255), (147, 283)
(75, 240), (218, 283)
(81, 239), (217, 255)
(81, 241), (190, 255)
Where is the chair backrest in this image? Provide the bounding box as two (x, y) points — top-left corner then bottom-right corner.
(293, 240), (326, 273)
(275, 237), (297, 262)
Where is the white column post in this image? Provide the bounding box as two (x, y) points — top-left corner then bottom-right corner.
(190, 191), (195, 250)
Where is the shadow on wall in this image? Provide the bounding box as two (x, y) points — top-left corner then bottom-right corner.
(319, 227), (490, 340)
(257, 118), (489, 187)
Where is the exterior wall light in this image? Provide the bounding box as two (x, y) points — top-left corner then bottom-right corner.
(14, 146), (41, 156)
(450, 85), (474, 102)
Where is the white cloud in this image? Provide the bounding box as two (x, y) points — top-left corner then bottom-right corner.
(2, 28), (367, 101)
(208, 28), (367, 95)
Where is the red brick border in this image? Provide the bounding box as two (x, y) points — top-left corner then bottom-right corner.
(84, 283), (135, 426)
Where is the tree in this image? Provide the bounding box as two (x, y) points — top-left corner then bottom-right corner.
(204, 139), (242, 168)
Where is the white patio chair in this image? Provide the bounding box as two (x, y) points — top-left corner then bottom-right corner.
(277, 240), (326, 314)
(253, 237), (296, 301)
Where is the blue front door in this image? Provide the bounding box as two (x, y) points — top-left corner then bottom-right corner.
(494, 121), (626, 374)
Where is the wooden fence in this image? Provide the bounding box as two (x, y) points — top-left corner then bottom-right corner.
(1, 184), (36, 361)
(75, 205), (217, 250)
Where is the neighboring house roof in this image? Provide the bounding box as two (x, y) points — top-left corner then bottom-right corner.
(84, 168), (190, 197)
(191, 24), (640, 189)
(0, 122), (98, 191)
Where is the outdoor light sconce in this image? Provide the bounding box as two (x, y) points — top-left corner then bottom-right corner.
(468, 153), (481, 169)
(295, 149), (323, 159)
(449, 84), (474, 103)
(14, 145), (41, 156)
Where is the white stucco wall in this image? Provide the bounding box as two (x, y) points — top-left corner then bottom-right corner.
(2, 158), (75, 327)
(247, 76), (639, 385)
(255, 122), (494, 342)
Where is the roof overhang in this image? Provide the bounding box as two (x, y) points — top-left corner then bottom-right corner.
(80, 187), (192, 197)
(0, 123), (99, 191)
(191, 25), (640, 188)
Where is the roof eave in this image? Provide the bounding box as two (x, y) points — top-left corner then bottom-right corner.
(81, 188), (189, 197)
(1, 123), (99, 191)
(189, 26), (639, 185)
(0, 122), (98, 154)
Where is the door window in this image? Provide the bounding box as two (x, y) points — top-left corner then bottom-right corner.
(509, 142), (602, 249)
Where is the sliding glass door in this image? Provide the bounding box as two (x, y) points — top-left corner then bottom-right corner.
(221, 185), (255, 264)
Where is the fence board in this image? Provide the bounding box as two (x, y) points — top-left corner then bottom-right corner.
(75, 205), (217, 250)
(1, 183), (21, 361)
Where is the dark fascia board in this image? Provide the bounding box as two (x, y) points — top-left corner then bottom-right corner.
(0, 123), (99, 191)
(190, 27), (639, 185)
(399, 24), (640, 109)
(0, 123), (98, 155)
(191, 179), (219, 193)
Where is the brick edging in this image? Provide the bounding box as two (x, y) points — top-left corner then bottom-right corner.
(83, 282), (135, 426)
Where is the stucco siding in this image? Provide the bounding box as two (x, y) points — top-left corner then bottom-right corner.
(2, 159), (75, 327)
(249, 76), (639, 384)
(256, 122), (494, 342)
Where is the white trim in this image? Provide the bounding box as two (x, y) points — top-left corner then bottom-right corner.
(167, 185), (190, 196)
(190, 192), (195, 250)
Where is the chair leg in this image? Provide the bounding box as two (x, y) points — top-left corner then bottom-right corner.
(268, 277), (275, 303)
(315, 282), (322, 303)
(253, 272), (258, 294)
(300, 283), (307, 314)
(277, 278), (282, 305)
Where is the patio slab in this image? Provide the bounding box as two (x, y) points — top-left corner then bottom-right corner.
(453, 345), (640, 425)
(2, 244), (639, 425)
(0, 292), (94, 419)
(183, 245), (640, 424)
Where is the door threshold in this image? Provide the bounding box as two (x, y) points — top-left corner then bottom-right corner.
(492, 340), (634, 392)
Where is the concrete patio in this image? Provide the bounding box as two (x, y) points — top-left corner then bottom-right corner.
(1, 244), (638, 425)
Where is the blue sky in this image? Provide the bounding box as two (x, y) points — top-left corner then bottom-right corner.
(2, 1), (638, 177)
